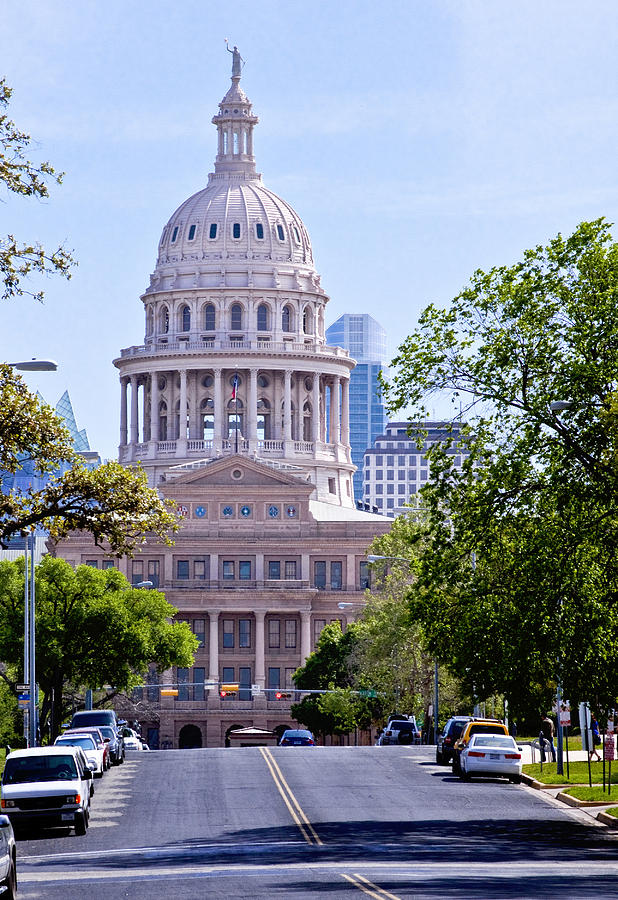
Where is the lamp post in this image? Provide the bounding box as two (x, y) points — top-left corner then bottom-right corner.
(367, 553), (440, 743)
(10, 358), (58, 747)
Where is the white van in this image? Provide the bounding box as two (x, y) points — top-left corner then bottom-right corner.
(1, 746), (93, 835)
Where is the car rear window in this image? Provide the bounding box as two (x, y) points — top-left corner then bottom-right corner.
(3, 755), (78, 784)
(469, 735), (516, 748)
(56, 737), (96, 751)
(469, 724), (505, 736)
(447, 723), (466, 738)
(394, 723), (416, 732)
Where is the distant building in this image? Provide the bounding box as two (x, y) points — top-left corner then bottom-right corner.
(363, 421), (468, 517)
(325, 314), (387, 502)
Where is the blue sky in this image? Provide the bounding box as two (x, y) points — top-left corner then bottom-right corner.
(2, 1), (617, 459)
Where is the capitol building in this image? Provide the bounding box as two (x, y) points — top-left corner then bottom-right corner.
(55, 53), (389, 749)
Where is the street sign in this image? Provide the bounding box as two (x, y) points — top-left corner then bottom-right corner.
(607, 718), (615, 734)
(558, 700), (571, 727)
(16, 683), (29, 693)
(358, 689), (377, 698)
(251, 684), (262, 694)
(18, 693), (29, 709)
(604, 735), (615, 761)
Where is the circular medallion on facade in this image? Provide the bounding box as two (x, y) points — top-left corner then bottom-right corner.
(231, 468), (243, 480)
(194, 506), (206, 518)
(240, 505), (251, 518)
(222, 505), (234, 518)
(268, 505), (280, 518)
(176, 504), (189, 518)
(286, 505), (297, 518)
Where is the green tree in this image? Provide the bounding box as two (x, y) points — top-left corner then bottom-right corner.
(383, 219), (618, 715)
(0, 556), (197, 740)
(0, 78), (75, 301)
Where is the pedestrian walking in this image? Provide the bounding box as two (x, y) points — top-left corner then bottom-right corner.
(541, 714), (556, 762)
(590, 715), (602, 762)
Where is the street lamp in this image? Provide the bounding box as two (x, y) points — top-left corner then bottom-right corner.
(9, 358), (58, 746)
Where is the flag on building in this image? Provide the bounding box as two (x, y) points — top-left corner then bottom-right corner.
(231, 373), (239, 399)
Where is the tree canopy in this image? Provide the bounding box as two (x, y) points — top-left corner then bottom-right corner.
(0, 556), (197, 739)
(0, 78), (75, 301)
(382, 219), (618, 717)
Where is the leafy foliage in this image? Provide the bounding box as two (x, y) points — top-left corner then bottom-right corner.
(0, 79), (75, 300)
(0, 557), (197, 740)
(383, 219), (618, 716)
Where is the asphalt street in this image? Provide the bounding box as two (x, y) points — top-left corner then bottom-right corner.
(13, 746), (618, 898)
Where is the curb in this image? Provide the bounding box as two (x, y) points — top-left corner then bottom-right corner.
(521, 773), (574, 790)
(556, 791), (614, 808)
(597, 810), (618, 826)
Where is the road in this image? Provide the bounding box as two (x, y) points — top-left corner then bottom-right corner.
(14, 746), (618, 898)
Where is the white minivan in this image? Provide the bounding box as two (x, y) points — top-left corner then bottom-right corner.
(1, 746), (93, 835)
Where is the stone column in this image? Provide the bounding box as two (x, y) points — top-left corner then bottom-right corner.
(273, 371), (281, 440)
(130, 375), (139, 445)
(300, 611), (312, 663)
(119, 378), (128, 446)
(312, 375), (320, 445)
(208, 612), (220, 683)
(178, 368), (188, 454)
(249, 368), (258, 449)
(328, 379), (336, 445)
(284, 370), (292, 442)
(214, 368), (223, 451)
(254, 611), (265, 688)
(341, 376), (350, 446)
(332, 375), (341, 444)
(150, 373), (159, 446)
(189, 371), (200, 440)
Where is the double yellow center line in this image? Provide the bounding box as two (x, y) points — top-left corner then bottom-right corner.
(259, 747), (402, 899)
(259, 747), (322, 846)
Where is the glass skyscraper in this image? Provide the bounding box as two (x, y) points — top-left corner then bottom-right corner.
(326, 314), (388, 502)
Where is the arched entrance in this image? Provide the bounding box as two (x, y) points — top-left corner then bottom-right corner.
(225, 723), (246, 748)
(178, 724), (202, 749)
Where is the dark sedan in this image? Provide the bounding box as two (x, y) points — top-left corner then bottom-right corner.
(279, 729), (315, 746)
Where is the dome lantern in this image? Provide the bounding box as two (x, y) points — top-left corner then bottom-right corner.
(212, 44), (259, 179)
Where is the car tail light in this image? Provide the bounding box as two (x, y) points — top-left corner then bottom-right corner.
(281, 739), (290, 745)
(468, 751), (485, 757)
(444, 737), (452, 744)
(385, 730), (392, 736)
(505, 753), (521, 759)
(69, 794), (81, 804)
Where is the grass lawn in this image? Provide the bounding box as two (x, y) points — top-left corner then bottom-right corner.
(603, 806), (618, 818)
(523, 760), (618, 784)
(563, 786), (618, 802)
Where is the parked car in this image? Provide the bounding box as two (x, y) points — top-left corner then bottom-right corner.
(436, 716), (473, 765)
(452, 719), (509, 773)
(123, 731), (143, 751)
(63, 727), (110, 770)
(279, 729), (315, 746)
(378, 716), (421, 745)
(459, 733), (523, 783)
(98, 725), (125, 765)
(0, 816), (16, 899)
(70, 709), (118, 731)
(1, 746), (93, 835)
(54, 732), (105, 777)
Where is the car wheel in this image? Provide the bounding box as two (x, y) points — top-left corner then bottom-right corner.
(452, 754), (462, 774)
(0, 853), (17, 900)
(510, 775), (521, 784)
(119, 752), (124, 764)
(74, 811), (88, 836)
(435, 749), (443, 764)
(460, 769), (471, 781)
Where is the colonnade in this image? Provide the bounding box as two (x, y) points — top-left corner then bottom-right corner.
(119, 366), (350, 451)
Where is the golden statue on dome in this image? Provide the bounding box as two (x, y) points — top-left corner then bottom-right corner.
(225, 39), (244, 77)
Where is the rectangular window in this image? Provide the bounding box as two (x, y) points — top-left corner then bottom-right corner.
(375, 470), (383, 480)
(239, 619), (251, 648)
(328, 477), (336, 493)
(398, 484), (406, 494)
(268, 560), (281, 579)
(177, 667), (189, 701)
(223, 561), (235, 580)
(148, 559), (160, 587)
(193, 619), (205, 648)
(102, 560), (114, 570)
(285, 619), (297, 649)
(375, 455), (383, 465)
(268, 619), (280, 648)
(376, 484), (383, 494)
(239, 561), (252, 581)
(131, 560), (143, 585)
(313, 618), (326, 646)
(193, 667), (205, 702)
(284, 560), (297, 580)
(222, 666), (235, 699)
(176, 560), (189, 579)
(359, 561), (370, 590)
(209, 223), (217, 239)
(255, 222), (264, 240)
(86, 560), (99, 568)
(330, 561), (343, 590)
(239, 666), (252, 701)
(314, 560), (326, 589)
(223, 619), (234, 648)
(285, 667), (296, 689)
(387, 485), (394, 494)
(387, 470), (394, 480)
(194, 560), (206, 580)
(233, 222), (241, 239)
(387, 455), (394, 465)
(268, 667), (281, 690)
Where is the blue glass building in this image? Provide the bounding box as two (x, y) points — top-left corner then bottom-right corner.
(326, 314), (388, 502)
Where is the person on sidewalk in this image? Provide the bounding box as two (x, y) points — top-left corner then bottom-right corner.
(541, 714), (557, 762)
(590, 715), (602, 762)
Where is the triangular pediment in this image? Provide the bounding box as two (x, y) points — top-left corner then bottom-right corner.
(161, 454), (312, 491)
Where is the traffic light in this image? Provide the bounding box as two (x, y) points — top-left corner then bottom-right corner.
(275, 691), (292, 700)
(220, 683), (239, 698)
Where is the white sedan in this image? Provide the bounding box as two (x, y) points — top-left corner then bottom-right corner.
(123, 731), (143, 751)
(54, 733), (105, 778)
(459, 733), (523, 783)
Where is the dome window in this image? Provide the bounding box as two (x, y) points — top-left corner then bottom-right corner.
(181, 306), (191, 332)
(209, 224), (218, 240)
(257, 304), (269, 331)
(188, 224), (197, 241)
(255, 223), (264, 240)
(276, 225), (285, 242)
(203, 304), (215, 330)
(232, 223), (241, 239)
(282, 305), (293, 332)
(293, 226), (301, 243)
(171, 226), (179, 243)
(231, 304), (243, 330)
